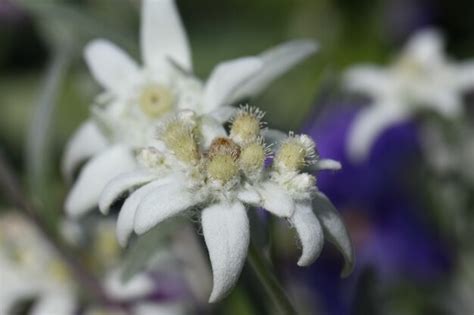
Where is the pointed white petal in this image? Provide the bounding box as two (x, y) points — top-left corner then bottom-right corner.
(65, 145), (137, 218)
(31, 291), (76, 315)
(134, 180), (195, 235)
(259, 182), (295, 217)
(99, 169), (157, 214)
(344, 65), (390, 97)
(456, 61), (474, 90)
(202, 201), (249, 302)
(231, 39), (318, 100)
(199, 116), (227, 149)
(117, 179), (171, 247)
(209, 106), (236, 123)
(237, 187), (261, 205)
(141, 0), (192, 71)
(313, 191), (354, 277)
(404, 28), (444, 65)
(84, 39), (140, 94)
(291, 200), (324, 266)
(202, 57), (262, 113)
(310, 159), (342, 171)
(426, 91), (462, 119)
(348, 105), (408, 162)
(104, 269), (154, 300)
(61, 120), (108, 180)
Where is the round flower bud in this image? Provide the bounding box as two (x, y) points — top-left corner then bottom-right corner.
(161, 118), (199, 164)
(239, 141), (266, 174)
(230, 106), (265, 145)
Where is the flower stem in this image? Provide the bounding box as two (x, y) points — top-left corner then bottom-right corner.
(247, 242), (297, 315)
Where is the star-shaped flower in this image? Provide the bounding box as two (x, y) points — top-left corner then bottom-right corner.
(62, 0), (318, 218)
(99, 106), (354, 302)
(344, 28), (474, 161)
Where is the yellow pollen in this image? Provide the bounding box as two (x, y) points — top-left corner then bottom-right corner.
(275, 141), (306, 171)
(240, 142), (265, 173)
(138, 85), (174, 118)
(230, 113), (261, 144)
(162, 120), (199, 164)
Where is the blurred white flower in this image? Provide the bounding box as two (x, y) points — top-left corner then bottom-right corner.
(0, 214), (76, 315)
(0, 214), (186, 315)
(62, 0), (318, 218)
(99, 107), (354, 303)
(344, 28), (474, 161)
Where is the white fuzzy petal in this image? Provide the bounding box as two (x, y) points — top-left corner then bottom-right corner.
(116, 179), (169, 246)
(311, 159), (342, 171)
(104, 269), (154, 300)
(134, 181), (195, 235)
(209, 106), (236, 123)
(237, 187), (262, 205)
(30, 291), (76, 315)
(313, 191), (354, 277)
(141, 0), (192, 71)
(456, 61), (474, 90)
(231, 39), (318, 100)
(259, 182), (295, 217)
(344, 65), (390, 97)
(348, 105), (408, 162)
(199, 116), (227, 149)
(202, 57), (262, 113)
(61, 120), (108, 180)
(65, 145), (137, 218)
(404, 28), (444, 66)
(202, 201), (249, 302)
(99, 169), (157, 214)
(84, 39), (139, 94)
(291, 200), (324, 266)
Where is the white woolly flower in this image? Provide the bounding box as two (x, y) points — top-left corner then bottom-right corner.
(0, 214), (76, 315)
(62, 0), (319, 218)
(0, 214), (185, 315)
(344, 28), (474, 161)
(100, 107), (354, 303)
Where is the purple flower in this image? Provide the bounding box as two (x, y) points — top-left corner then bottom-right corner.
(294, 104), (452, 315)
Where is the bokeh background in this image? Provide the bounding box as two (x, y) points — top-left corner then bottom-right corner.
(1, 0), (474, 314)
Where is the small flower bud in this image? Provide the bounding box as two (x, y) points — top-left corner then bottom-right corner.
(207, 137), (241, 184)
(230, 105), (265, 145)
(239, 141), (266, 174)
(161, 117), (199, 164)
(274, 133), (318, 172)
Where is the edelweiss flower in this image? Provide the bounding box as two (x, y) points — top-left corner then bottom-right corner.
(0, 214), (76, 315)
(344, 28), (474, 161)
(62, 0), (318, 218)
(99, 107), (354, 302)
(0, 214), (186, 315)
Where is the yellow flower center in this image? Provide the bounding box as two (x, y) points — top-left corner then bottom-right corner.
(275, 141), (306, 171)
(207, 137), (241, 183)
(138, 84), (174, 118)
(230, 113), (261, 144)
(240, 142), (265, 173)
(162, 120), (199, 164)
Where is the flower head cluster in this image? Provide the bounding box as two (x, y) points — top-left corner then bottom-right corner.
(62, 0), (318, 218)
(344, 28), (474, 161)
(100, 106), (354, 302)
